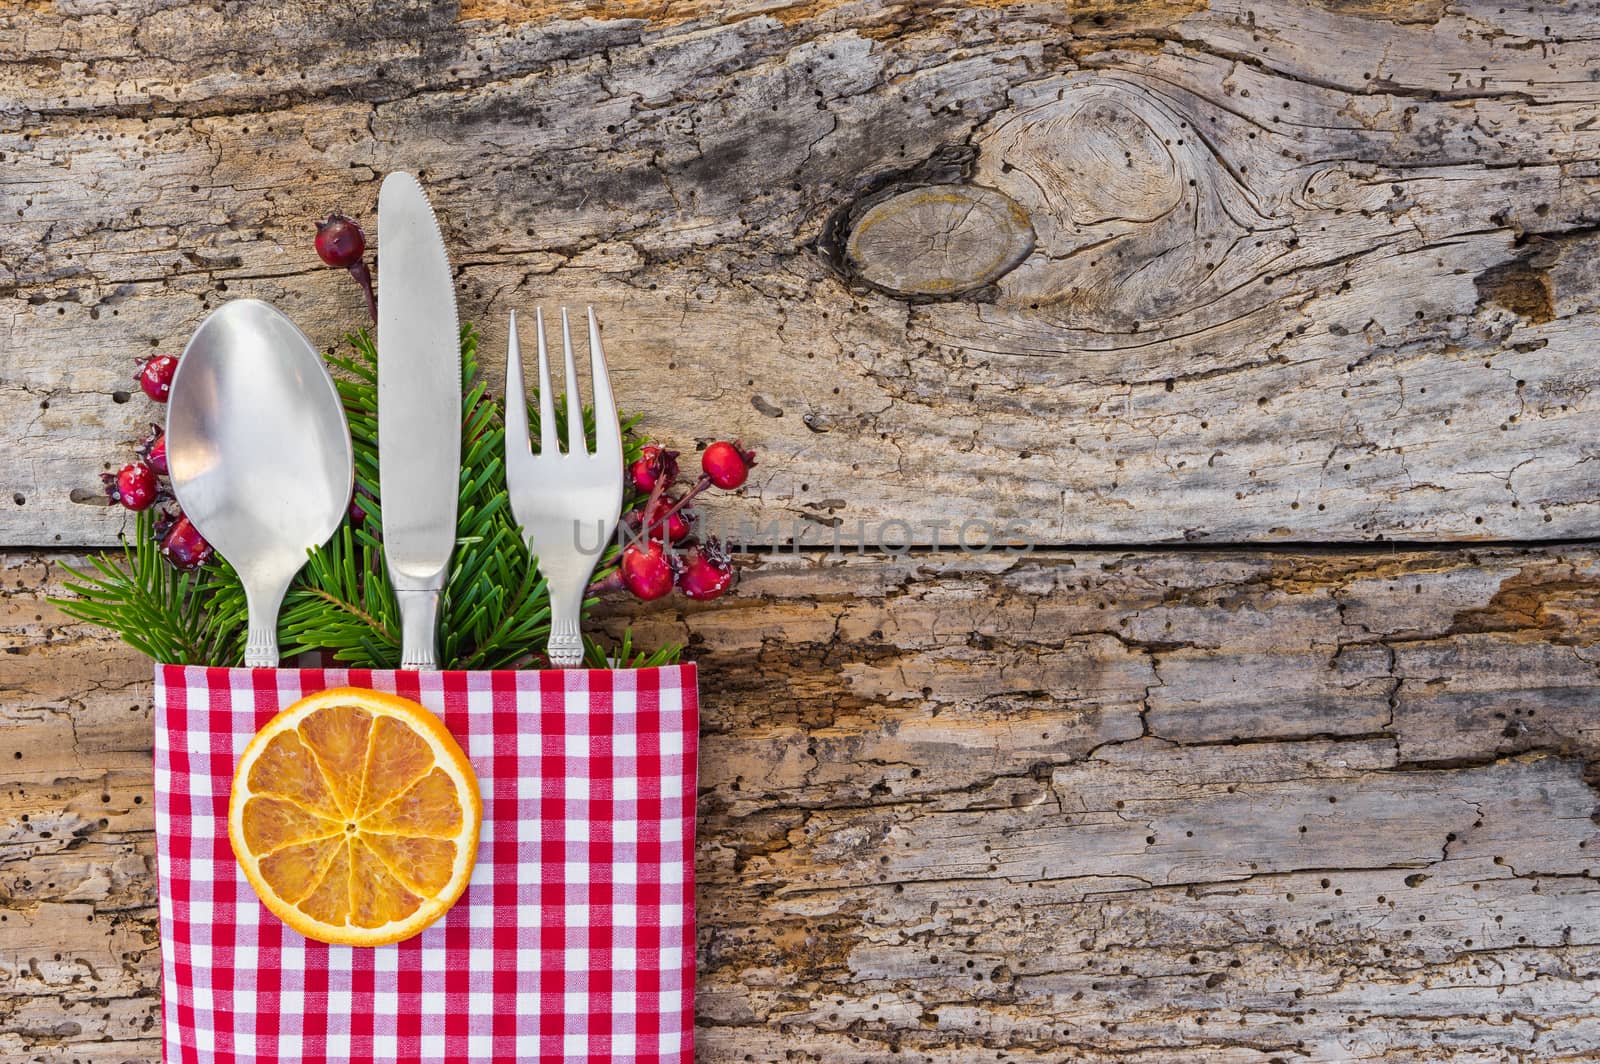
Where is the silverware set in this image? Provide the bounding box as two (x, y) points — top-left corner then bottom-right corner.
(165, 171), (622, 670)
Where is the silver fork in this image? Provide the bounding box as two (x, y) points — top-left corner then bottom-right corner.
(504, 306), (625, 667)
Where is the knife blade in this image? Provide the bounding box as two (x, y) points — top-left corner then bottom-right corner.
(377, 171), (461, 670)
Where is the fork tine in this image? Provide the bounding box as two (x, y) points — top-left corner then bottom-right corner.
(587, 307), (622, 466)
(535, 307), (558, 456)
(504, 310), (530, 463)
(561, 307), (587, 455)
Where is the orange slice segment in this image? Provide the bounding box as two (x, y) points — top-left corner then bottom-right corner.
(361, 769), (465, 837)
(359, 715), (434, 815)
(247, 729), (343, 819)
(297, 702), (374, 817)
(228, 687), (481, 946)
(362, 833), (458, 896)
(349, 838), (423, 928)
(257, 834), (345, 904)
(297, 837), (354, 927)
(239, 796), (340, 855)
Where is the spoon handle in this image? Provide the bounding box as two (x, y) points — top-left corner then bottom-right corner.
(244, 624), (279, 669)
(242, 577), (290, 669)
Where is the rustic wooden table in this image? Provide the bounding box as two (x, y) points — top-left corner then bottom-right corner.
(6, 0), (1600, 1059)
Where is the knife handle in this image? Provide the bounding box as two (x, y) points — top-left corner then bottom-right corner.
(396, 587), (441, 670)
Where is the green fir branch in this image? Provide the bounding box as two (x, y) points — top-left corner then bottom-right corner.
(583, 629), (684, 670)
(56, 509), (248, 665)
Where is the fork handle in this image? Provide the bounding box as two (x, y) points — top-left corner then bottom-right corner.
(396, 587), (441, 670)
(546, 617), (583, 669)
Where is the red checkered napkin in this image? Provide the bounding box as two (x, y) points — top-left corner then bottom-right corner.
(153, 664), (697, 1063)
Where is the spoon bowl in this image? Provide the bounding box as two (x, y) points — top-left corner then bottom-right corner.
(166, 299), (353, 667)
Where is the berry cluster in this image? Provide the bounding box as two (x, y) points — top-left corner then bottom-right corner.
(102, 355), (214, 570)
(611, 441), (756, 603)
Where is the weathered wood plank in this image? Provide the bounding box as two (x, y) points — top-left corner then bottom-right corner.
(6, 0), (1600, 546)
(7, 545), (1600, 1060)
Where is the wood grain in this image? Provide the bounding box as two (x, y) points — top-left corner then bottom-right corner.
(8, 0), (1600, 1060)
(7, 0), (1600, 546)
(8, 546), (1600, 1061)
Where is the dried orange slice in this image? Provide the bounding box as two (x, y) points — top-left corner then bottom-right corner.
(227, 687), (481, 946)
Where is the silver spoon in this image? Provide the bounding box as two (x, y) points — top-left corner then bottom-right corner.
(165, 299), (353, 667)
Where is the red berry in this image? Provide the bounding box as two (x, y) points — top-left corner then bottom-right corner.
(632, 497), (693, 543)
(629, 445), (680, 494)
(676, 539), (735, 601)
(701, 440), (756, 490)
(348, 484), (373, 525)
(314, 213), (376, 322)
(660, 503), (693, 544)
(619, 540), (674, 601)
(105, 461), (159, 511)
(314, 213), (366, 269)
(138, 355), (178, 402)
(625, 500), (694, 544)
(161, 513), (213, 570)
(139, 424), (168, 475)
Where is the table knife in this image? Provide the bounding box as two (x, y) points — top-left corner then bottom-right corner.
(377, 171), (461, 670)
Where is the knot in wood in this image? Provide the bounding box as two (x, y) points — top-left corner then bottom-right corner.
(843, 184), (1035, 299)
